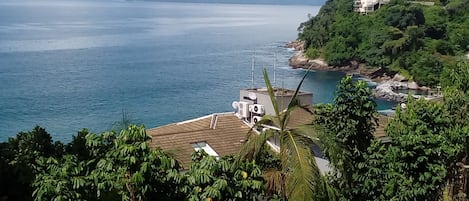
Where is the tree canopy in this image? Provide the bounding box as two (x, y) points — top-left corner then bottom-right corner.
(298, 0), (469, 87)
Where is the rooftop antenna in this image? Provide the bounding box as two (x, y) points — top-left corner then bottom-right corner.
(281, 64), (285, 90)
(273, 52), (277, 86)
(251, 51), (256, 89)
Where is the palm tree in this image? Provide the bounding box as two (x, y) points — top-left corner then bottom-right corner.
(237, 69), (336, 201)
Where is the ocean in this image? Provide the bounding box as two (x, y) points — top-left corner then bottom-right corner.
(0, 0), (393, 142)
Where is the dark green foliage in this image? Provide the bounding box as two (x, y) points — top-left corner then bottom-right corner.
(87, 125), (182, 201)
(423, 6), (447, 39)
(383, 2), (425, 30)
(33, 155), (97, 201)
(8, 126), (59, 160)
(421, 61), (469, 200)
(409, 50), (444, 86)
(441, 60), (469, 93)
(0, 126), (63, 201)
(355, 99), (468, 200)
(0, 142), (15, 201)
(443, 87), (469, 126)
(305, 47), (321, 59)
(298, 0), (355, 49)
(441, 61), (469, 128)
(2, 124), (268, 201)
(314, 76), (377, 200)
(353, 61), (469, 199)
(324, 36), (355, 66)
(357, 26), (392, 66)
(65, 129), (91, 161)
(181, 152), (265, 201)
(299, 0), (469, 85)
(331, 76), (377, 156)
(33, 125), (183, 201)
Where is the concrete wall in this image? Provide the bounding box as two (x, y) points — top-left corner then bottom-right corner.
(239, 89), (313, 116)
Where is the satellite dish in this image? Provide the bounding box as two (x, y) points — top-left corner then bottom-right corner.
(400, 103), (407, 109)
(232, 101), (239, 110)
(248, 92), (257, 100)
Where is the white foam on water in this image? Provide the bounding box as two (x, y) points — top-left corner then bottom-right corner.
(378, 109), (396, 116)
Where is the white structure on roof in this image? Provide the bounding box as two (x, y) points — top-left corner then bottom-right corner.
(354, 0), (390, 14)
(233, 87), (313, 121)
(191, 142), (219, 158)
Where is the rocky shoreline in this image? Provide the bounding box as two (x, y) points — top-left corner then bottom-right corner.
(287, 41), (360, 74)
(286, 40), (439, 103)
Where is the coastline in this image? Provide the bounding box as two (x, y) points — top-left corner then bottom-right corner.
(286, 40), (440, 103)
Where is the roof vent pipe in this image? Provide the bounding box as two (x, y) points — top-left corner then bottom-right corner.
(210, 114), (218, 129)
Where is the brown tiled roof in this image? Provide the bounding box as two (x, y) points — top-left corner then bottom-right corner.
(287, 106), (315, 128)
(147, 109), (391, 168)
(287, 107), (390, 139)
(147, 113), (250, 168)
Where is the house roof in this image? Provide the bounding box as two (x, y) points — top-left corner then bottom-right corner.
(146, 106), (316, 167)
(146, 108), (391, 169)
(147, 112), (250, 168)
(287, 106), (315, 128)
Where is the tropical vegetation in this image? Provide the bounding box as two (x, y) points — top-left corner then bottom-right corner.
(1, 61), (467, 201)
(237, 69), (335, 201)
(298, 0), (469, 87)
(1, 0), (469, 198)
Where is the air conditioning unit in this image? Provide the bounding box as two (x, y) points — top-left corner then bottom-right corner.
(249, 104), (265, 115)
(238, 101), (250, 118)
(252, 116), (262, 124)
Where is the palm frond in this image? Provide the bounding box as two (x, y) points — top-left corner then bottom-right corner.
(282, 130), (320, 201)
(237, 129), (275, 162)
(314, 176), (338, 201)
(263, 69), (280, 117)
(240, 68), (325, 201)
(287, 70), (310, 110)
(256, 114), (281, 129)
(282, 105), (299, 130)
(263, 169), (285, 197)
(284, 71), (310, 129)
(294, 124), (321, 144)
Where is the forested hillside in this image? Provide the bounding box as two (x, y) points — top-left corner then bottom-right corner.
(298, 0), (469, 86)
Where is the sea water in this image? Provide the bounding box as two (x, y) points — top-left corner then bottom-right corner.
(0, 0), (393, 141)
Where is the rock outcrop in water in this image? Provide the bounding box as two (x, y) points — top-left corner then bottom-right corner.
(373, 81), (409, 102)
